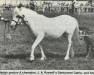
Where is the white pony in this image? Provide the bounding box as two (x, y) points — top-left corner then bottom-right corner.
(10, 6), (80, 61)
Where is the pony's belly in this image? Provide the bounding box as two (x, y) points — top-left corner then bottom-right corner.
(45, 31), (64, 38)
(45, 34), (62, 38)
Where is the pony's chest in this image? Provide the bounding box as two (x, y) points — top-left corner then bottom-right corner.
(45, 32), (63, 38)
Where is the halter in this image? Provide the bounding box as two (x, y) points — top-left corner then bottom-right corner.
(11, 18), (21, 30)
(11, 15), (28, 30)
(12, 19), (20, 26)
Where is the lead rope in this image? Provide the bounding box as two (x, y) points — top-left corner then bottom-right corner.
(0, 16), (10, 44)
(0, 16), (12, 55)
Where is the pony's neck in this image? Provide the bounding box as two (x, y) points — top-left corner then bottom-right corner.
(20, 7), (36, 31)
(21, 7), (38, 17)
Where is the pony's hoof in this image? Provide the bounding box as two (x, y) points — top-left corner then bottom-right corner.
(40, 57), (46, 61)
(26, 57), (34, 62)
(30, 57), (34, 61)
(64, 57), (69, 60)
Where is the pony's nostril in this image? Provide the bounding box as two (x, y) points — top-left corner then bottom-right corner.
(80, 38), (82, 40)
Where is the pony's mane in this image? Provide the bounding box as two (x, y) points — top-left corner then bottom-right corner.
(23, 7), (37, 13)
(21, 7), (41, 17)
(13, 6), (40, 17)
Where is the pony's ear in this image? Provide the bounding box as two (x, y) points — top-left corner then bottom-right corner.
(17, 3), (23, 8)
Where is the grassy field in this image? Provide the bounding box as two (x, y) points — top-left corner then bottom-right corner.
(0, 10), (94, 70)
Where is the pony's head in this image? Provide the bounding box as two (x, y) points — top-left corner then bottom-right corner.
(79, 27), (91, 40)
(10, 5), (24, 30)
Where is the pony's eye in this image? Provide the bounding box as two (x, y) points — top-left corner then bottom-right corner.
(16, 15), (21, 18)
(22, 15), (25, 18)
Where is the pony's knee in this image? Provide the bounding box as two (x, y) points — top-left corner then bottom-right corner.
(31, 45), (36, 50)
(68, 40), (72, 44)
(70, 41), (72, 43)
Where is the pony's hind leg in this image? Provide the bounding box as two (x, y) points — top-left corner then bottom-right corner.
(85, 42), (90, 59)
(64, 34), (73, 60)
(91, 43), (94, 55)
(30, 32), (45, 61)
(70, 43), (74, 58)
(39, 45), (46, 61)
(86, 42), (94, 59)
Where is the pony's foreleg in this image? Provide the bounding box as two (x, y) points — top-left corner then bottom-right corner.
(30, 32), (45, 61)
(39, 45), (46, 61)
(70, 43), (74, 58)
(64, 34), (72, 60)
(86, 43), (90, 56)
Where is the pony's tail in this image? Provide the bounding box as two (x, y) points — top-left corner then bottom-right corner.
(75, 19), (81, 44)
(75, 21), (81, 45)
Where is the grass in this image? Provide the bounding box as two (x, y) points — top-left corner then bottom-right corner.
(0, 10), (94, 70)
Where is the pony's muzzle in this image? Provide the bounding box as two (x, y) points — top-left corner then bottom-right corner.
(10, 25), (16, 31)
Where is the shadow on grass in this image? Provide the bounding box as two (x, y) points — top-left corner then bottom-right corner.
(0, 52), (87, 60)
(75, 53), (86, 58)
(0, 53), (30, 59)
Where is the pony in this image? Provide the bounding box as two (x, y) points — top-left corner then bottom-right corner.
(10, 6), (80, 61)
(79, 27), (94, 59)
